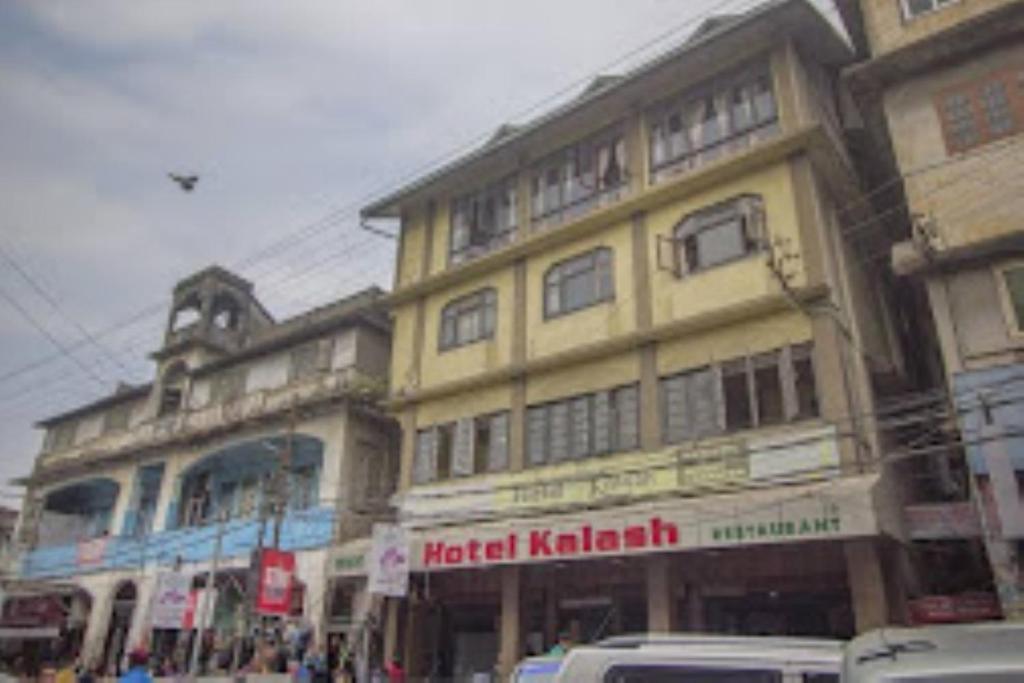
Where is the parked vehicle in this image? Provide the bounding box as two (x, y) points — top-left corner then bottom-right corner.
(552, 634), (842, 682)
(842, 622), (1024, 682)
(511, 655), (564, 683)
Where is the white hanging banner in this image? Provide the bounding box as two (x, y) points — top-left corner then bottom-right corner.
(368, 523), (410, 597)
(150, 572), (191, 629)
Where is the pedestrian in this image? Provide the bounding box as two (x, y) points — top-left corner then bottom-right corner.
(384, 658), (405, 683)
(118, 649), (153, 683)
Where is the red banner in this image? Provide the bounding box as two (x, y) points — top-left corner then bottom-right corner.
(76, 537), (108, 568)
(909, 593), (1002, 624)
(256, 549), (296, 616)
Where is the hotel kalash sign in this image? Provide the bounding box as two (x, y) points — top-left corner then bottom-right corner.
(399, 427), (882, 572)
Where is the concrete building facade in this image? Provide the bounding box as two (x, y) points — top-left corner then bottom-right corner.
(837, 0), (1024, 619)
(361, 1), (918, 678)
(6, 267), (398, 673)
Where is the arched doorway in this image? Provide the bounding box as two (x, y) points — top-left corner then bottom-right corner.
(102, 581), (137, 676)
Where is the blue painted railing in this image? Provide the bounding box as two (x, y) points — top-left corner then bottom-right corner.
(20, 506), (334, 579)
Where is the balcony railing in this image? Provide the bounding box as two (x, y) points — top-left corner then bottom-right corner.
(18, 506), (334, 580)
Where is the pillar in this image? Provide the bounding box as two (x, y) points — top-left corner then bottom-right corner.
(498, 566), (523, 678)
(80, 579), (115, 668)
(682, 583), (704, 632)
(646, 556), (677, 633)
(845, 538), (889, 633)
(382, 597), (401, 666)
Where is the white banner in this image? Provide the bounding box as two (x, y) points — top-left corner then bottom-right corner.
(368, 524), (409, 597)
(150, 572), (191, 629)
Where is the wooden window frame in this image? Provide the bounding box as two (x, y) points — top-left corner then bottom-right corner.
(935, 66), (1024, 155)
(448, 176), (519, 266)
(439, 288), (498, 351)
(900, 0), (959, 22)
(525, 384), (640, 468)
(543, 247), (615, 319)
(658, 194), (765, 278)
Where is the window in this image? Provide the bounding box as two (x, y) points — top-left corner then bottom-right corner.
(413, 413), (509, 484)
(901, 0), (958, 20)
(661, 344), (819, 444)
(125, 463), (165, 537)
(649, 63), (778, 182)
(102, 402), (132, 434)
(159, 362), (188, 416)
(938, 69), (1024, 153)
(531, 127), (627, 226)
(544, 248), (614, 318)
(664, 195), (764, 276)
(604, 664), (780, 683)
(998, 263), (1024, 335)
(289, 466), (318, 510)
(289, 340), (327, 382)
(449, 177), (518, 266)
(210, 366), (247, 403)
(48, 420), (78, 452)
(440, 289), (498, 350)
(526, 385), (639, 467)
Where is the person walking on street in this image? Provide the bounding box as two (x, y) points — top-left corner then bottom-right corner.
(118, 650), (152, 683)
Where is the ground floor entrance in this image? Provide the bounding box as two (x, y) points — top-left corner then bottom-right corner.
(387, 538), (892, 682)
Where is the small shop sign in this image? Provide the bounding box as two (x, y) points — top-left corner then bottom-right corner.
(150, 571), (191, 629)
(255, 549), (296, 616)
(368, 523), (409, 597)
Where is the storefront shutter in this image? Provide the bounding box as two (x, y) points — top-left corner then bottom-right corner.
(451, 417), (476, 477)
(487, 413), (509, 472)
(549, 402), (570, 462)
(570, 396), (592, 459)
(615, 385), (639, 450)
(413, 430), (437, 484)
(593, 391), (612, 454)
(527, 407), (548, 466)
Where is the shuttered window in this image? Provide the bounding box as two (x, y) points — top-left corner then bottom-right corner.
(936, 67), (1024, 154)
(526, 384), (639, 467)
(661, 344), (819, 444)
(413, 412), (511, 485)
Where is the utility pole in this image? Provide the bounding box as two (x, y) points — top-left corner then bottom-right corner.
(190, 510), (227, 678)
(272, 405), (297, 549)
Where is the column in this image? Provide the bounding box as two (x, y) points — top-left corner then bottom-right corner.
(382, 597), (401, 667)
(682, 583), (704, 632)
(498, 566), (523, 678)
(81, 579), (115, 669)
(646, 556), (677, 633)
(845, 538), (889, 633)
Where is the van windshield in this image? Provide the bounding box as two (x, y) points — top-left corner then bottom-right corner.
(604, 666), (780, 683)
(515, 659), (562, 683)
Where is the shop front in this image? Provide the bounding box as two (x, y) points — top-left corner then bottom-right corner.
(388, 473), (898, 680)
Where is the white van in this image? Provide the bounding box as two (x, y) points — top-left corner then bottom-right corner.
(842, 622), (1024, 682)
(553, 634), (843, 683)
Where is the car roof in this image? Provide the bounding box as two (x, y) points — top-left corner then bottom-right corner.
(844, 622), (1024, 681)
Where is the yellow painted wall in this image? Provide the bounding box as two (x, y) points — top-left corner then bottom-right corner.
(526, 350), (641, 405)
(389, 303), (420, 394)
(858, 0), (1016, 57)
(397, 206), (426, 288)
(884, 42), (1024, 251)
(430, 198), (452, 276)
(419, 267), (515, 389)
(524, 219), (636, 360)
(657, 309), (812, 376)
(646, 162), (806, 329)
(416, 382), (513, 426)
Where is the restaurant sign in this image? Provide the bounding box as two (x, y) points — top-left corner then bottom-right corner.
(411, 476), (874, 571)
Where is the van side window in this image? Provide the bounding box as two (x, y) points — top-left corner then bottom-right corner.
(604, 666), (781, 683)
(802, 675), (838, 683)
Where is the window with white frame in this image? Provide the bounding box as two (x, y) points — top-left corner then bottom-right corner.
(530, 126), (627, 226)
(544, 247), (615, 318)
(648, 62), (778, 182)
(526, 385), (639, 466)
(439, 288), (497, 351)
(449, 177), (518, 266)
(660, 194), (765, 277)
(413, 412), (509, 484)
(661, 343), (818, 444)
(901, 0), (958, 21)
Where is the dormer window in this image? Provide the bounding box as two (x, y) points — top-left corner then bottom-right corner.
(901, 0), (958, 21)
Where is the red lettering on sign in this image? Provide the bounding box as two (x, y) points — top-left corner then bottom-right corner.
(651, 517), (679, 546)
(623, 525), (647, 549)
(444, 545), (464, 565)
(555, 533), (578, 555)
(581, 524), (593, 552)
(467, 539), (481, 563)
(485, 540), (504, 561)
(530, 530), (553, 557)
(596, 529), (620, 552)
(423, 542), (445, 567)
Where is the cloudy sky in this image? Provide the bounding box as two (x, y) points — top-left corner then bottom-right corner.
(0, 0), (841, 503)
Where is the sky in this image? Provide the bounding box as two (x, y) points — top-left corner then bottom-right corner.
(0, 0), (843, 505)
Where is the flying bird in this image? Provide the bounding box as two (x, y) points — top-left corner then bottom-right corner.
(168, 173), (199, 192)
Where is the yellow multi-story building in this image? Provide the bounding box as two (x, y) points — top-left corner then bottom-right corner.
(361, 0), (913, 675)
(837, 0), (1024, 619)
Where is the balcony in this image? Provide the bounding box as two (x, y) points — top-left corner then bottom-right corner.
(19, 506), (334, 580)
(904, 501), (981, 541)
